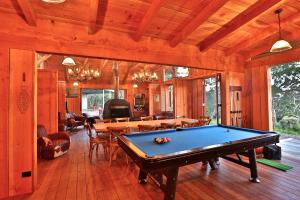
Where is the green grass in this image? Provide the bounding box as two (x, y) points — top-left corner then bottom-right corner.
(274, 126), (300, 136)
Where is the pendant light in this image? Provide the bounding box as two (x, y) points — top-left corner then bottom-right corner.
(62, 57), (76, 66)
(270, 9), (292, 53)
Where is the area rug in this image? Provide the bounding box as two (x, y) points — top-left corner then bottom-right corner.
(257, 158), (293, 171)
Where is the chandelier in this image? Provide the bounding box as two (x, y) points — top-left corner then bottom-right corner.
(63, 57), (101, 82)
(132, 69), (158, 83)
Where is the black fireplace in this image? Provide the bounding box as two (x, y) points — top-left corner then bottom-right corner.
(103, 99), (131, 119)
(102, 61), (132, 119)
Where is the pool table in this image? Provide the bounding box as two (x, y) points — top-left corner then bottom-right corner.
(117, 125), (280, 200)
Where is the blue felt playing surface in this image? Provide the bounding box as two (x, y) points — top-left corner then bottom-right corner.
(124, 126), (267, 157)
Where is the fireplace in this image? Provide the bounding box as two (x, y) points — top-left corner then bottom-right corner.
(102, 61), (131, 119)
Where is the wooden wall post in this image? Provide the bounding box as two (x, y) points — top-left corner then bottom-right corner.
(8, 49), (36, 196)
(0, 47), (9, 199)
(244, 66), (273, 131)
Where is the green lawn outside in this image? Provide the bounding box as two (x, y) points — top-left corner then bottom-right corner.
(274, 126), (300, 136)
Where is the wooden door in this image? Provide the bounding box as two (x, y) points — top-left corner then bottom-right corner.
(9, 49), (37, 196)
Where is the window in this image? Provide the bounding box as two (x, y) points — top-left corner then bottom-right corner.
(164, 69), (173, 81)
(175, 67), (189, 78)
(81, 89), (125, 117)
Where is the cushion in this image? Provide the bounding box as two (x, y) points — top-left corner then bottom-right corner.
(42, 137), (53, 147)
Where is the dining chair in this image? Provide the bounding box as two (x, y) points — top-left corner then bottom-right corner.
(114, 117), (130, 122)
(95, 119), (112, 124)
(140, 116), (153, 121)
(181, 120), (199, 128)
(160, 122), (177, 129)
(138, 124), (157, 132)
(107, 126), (130, 166)
(86, 124), (109, 160)
(198, 116), (211, 126)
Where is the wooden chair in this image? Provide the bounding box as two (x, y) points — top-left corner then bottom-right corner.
(181, 120), (199, 128)
(176, 115), (186, 119)
(140, 116), (153, 121)
(153, 115), (167, 120)
(198, 116), (211, 126)
(86, 124), (109, 160)
(160, 122), (177, 129)
(138, 124), (157, 132)
(114, 117), (130, 122)
(107, 126), (130, 166)
(95, 119), (112, 124)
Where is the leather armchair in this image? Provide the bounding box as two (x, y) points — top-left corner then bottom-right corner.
(37, 125), (70, 159)
(66, 112), (86, 130)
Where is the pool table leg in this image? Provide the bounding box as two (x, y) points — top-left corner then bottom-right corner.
(138, 169), (148, 184)
(248, 149), (260, 183)
(164, 167), (179, 200)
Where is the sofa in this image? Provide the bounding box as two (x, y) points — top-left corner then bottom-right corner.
(37, 125), (71, 159)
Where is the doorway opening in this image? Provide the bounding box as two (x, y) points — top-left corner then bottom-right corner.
(271, 61), (300, 136)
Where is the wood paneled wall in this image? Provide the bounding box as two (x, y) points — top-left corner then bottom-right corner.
(67, 97), (81, 114)
(8, 49), (36, 196)
(37, 70), (58, 133)
(0, 47), (9, 199)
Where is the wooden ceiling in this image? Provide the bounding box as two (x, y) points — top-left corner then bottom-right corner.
(1, 0), (300, 59)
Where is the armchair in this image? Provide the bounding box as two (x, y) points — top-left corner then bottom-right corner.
(66, 112), (86, 130)
(37, 125), (70, 159)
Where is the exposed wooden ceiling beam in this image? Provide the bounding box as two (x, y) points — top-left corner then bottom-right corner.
(16, 0), (36, 26)
(132, 0), (164, 41)
(225, 13), (300, 56)
(169, 0), (229, 47)
(225, 27), (277, 56)
(198, 0), (282, 51)
(122, 63), (144, 84)
(88, 0), (100, 34)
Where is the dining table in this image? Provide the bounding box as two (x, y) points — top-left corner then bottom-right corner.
(94, 118), (198, 133)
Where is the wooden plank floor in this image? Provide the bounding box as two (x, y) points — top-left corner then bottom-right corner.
(10, 129), (300, 200)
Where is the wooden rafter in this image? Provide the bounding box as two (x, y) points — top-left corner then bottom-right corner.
(225, 27), (277, 56)
(37, 54), (52, 67)
(88, 0), (100, 34)
(16, 0), (36, 26)
(225, 13), (300, 56)
(198, 0), (282, 51)
(122, 63), (144, 84)
(132, 0), (164, 41)
(169, 0), (229, 47)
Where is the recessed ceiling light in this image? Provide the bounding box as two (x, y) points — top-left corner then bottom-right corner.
(41, 0), (66, 4)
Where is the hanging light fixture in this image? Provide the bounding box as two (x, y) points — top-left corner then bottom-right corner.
(270, 9), (292, 53)
(132, 69), (158, 83)
(62, 57), (76, 66)
(73, 81), (79, 87)
(63, 57), (101, 82)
